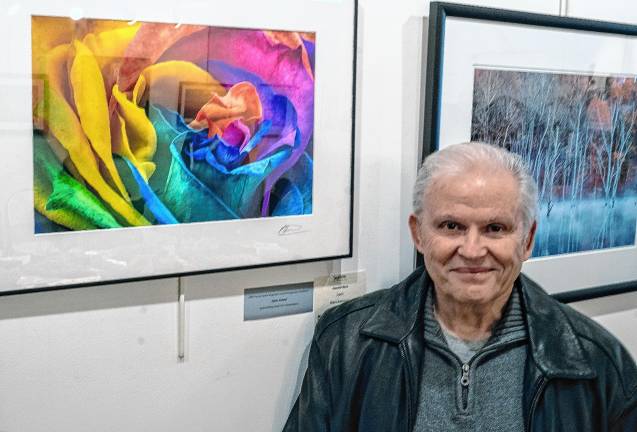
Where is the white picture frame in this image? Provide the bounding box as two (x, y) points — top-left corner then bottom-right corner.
(0, 0), (357, 294)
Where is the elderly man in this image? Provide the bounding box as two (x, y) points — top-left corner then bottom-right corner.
(284, 142), (637, 431)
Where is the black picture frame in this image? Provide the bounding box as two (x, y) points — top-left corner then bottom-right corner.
(421, 2), (637, 303)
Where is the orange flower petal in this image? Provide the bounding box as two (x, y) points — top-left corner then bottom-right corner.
(191, 81), (263, 138)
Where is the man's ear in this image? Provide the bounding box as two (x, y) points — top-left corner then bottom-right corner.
(409, 213), (425, 255)
(522, 220), (537, 260)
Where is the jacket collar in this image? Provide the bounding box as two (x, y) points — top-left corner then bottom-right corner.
(359, 269), (429, 344)
(519, 273), (596, 379)
(360, 267), (596, 379)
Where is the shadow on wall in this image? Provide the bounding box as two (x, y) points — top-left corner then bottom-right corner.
(0, 260), (335, 320)
(272, 334), (313, 431)
(0, 277), (178, 320)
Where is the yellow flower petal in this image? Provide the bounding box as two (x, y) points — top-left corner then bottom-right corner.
(42, 44), (150, 227)
(112, 84), (157, 163)
(132, 73), (147, 106)
(82, 23), (141, 74)
(112, 61), (222, 182)
(139, 162), (156, 178)
(114, 112), (156, 181)
(85, 20), (132, 36)
(31, 16), (74, 77)
(31, 120), (84, 184)
(71, 39), (130, 200)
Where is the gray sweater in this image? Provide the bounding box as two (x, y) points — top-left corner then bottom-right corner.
(414, 284), (528, 431)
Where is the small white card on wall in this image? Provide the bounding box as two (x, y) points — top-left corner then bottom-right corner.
(313, 270), (366, 322)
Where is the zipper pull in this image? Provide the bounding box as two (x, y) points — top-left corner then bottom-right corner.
(460, 363), (470, 387)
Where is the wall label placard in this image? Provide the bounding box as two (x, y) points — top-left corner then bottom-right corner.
(244, 282), (313, 321)
(314, 271), (366, 321)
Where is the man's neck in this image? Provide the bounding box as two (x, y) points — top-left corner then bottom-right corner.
(433, 287), (513, 342)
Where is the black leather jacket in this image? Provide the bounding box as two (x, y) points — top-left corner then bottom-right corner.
(284, 268), (637, 431)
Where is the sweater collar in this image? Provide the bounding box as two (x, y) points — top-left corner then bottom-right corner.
(360, 267), (596, 379)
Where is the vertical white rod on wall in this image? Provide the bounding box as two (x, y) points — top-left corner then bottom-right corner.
(558, 0), (568, 16)
(178, 277), (185, 361)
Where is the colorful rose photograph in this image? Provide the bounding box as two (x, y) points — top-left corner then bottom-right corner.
(31, 16), (315, 234)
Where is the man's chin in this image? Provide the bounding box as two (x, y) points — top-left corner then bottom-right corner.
(448, 277), (502, 304)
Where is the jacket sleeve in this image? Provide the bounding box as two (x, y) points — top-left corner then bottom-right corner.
(610, 398), (637, 432)
(608, 342), (637, 432)
(282, 337), (332, 432)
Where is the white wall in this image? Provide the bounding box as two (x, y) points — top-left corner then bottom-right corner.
(570, 291), (637, 355)
(2, 1), (637, 431)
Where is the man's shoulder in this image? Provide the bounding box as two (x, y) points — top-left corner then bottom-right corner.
(522, 274), (634, 365)
(559, 302), (637, 396)
(521, 274), (637, 399)
(559, 302), (626, 353)
(314, 287), (390, 340)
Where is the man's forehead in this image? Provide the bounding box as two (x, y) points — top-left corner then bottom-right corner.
(447, 163), (495, 180)
(423, 168), (522, 219)
(427, 208), (518, 224)
(427, 167), (518, 195)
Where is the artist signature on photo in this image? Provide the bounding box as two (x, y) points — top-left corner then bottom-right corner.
(278, 224), (309, 236)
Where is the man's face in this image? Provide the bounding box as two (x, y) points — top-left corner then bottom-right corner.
(409, 167), (536, 306)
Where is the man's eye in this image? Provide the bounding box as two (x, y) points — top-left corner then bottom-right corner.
(441, 221), (459, 230)
(486, 224), (504, 233)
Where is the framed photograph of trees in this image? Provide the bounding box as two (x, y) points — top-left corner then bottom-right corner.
(423, 2), (637, 300)
(0, 0), (357, 295)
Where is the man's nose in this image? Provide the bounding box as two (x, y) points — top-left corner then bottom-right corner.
(458, 228), (487, 259)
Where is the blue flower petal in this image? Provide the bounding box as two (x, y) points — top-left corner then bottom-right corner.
(184, 146), (291, 217)
(241, 120), (272, 155)
(213, 139), (242, 169)
(271, 180), (303, 217)
(191, 132), (216, 150)
(160, 140), (240, 222)
(303, 39), (315, 73)
(122, 158), (179, 225)
(269, 151), (313, 216)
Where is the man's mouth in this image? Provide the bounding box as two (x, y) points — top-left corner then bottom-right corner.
(452, 267), (493, 274)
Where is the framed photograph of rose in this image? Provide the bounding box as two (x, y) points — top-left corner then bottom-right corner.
(0, 0), (356, 294)
(422, 2), (637, 301)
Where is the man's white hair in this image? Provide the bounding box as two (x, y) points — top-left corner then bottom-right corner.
(412, 142), (539, 233)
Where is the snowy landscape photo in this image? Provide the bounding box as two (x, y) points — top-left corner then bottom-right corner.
(471, 68), (637, 257)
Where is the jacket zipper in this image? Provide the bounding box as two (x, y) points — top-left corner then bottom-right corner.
(454, 339), (524, 412)
(399, 342), (414, 432)
(460, 363), (470, 410)
(525, 376), (548, 432)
